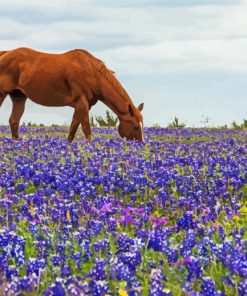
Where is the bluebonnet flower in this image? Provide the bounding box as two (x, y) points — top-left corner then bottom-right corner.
(238, 279), (247, 296)
(71, 252), (81, 267)
(89, 280), (110, 296)
(6, 266), (18, 279)
(56, 243), (66, 254)
(0, 126), (247, 294)
(136, 229), (149, 243)
(0, 198), (13, 209)
(18, 276), (35, 292)
(67, 283), (82, 296)
(106, 217), (117, 232)
(29, 222), (38, 235)
(186, 257), (202, 281)
(93, 238), (109, 253)
(182, 281), (193, 293)
(179, 230), (196, 257)
(60, 265), (71, 277)
(11, 243), (25, 267)
(90, 258), (107, 280)
(177, 212), (194, 230)
(148, 232), (163, 252)
(119, 249), (142, 271)
(126, 276), (141, 296)
(50, 255), (64, 266)
(149, 269), (171, 296)
(200, 277), (216, 296)
(44, 279), (66, 296)
(109, 258), (133, 281)
(116, 233), (134, 253)
(27, 258), (46, 275)
(164, 247), (178, 264)
(88, 220), (102, 235)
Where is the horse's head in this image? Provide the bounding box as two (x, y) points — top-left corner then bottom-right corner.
(118, 103), (144, 141)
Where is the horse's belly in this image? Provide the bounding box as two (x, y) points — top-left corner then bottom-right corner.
(18, 73), (75, 107)
(28, 94), (73, 107)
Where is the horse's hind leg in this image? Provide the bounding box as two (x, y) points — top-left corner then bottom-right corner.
(0, 92), (7, 107)
(68, 95), (91, 142)
(9, 90), (27, 139)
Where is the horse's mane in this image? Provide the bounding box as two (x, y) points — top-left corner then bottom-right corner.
(0, 51), (7, 57)
(76, 49), (131, 101)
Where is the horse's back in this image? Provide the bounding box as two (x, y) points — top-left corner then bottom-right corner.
(10, 47), (94, 61)
(1, 47), (101, 75)
(0, 47), (101, 106)
(5, 48), (98, 106)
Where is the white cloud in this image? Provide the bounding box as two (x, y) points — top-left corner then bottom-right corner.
(1, 0), (247, 74)
(1, 0), (247, 127)
(92, 0), (247, 74)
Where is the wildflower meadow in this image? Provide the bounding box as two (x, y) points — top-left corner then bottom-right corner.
(0, 126), (246, 296)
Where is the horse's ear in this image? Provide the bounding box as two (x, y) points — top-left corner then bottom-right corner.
(138, 103), (144, 111)
(129, 104), (134, 116)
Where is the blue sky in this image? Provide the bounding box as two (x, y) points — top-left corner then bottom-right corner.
(0, 0), (247, 127)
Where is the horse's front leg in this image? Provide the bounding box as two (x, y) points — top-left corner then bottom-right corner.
(68, 108), (81, 143)
(81, 114), (92, 142)
(68, 95), (92, 142)
(9, 92), (27, 139)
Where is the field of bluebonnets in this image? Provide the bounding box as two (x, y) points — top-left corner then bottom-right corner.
(0, 125), (247, 296)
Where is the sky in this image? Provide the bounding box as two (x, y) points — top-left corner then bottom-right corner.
(0, 0), (247, 127)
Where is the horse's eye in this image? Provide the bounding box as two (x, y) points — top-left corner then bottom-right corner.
(134, 126), (139, 130)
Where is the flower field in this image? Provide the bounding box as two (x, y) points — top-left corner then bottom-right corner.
(0, 126), (247, 296)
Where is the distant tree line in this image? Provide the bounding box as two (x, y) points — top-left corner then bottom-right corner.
(152, 117), (247, 130)
(21, 111), (118, 128)
(22, 122), (58, 127)
(231, 119), (247, 130)
(20, 114), (247, 130)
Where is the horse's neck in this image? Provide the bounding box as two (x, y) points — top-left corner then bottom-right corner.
(100, 90), (130, 120)
(98, 79), (132, 120)
(89, 55), (132, 119)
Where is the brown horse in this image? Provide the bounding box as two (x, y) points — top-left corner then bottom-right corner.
(0, 47), (144, 142)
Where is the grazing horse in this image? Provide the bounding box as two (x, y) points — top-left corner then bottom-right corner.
(0, 47), (144, 142)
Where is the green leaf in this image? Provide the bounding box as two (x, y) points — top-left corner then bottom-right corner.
(25, 184), (37, 194)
